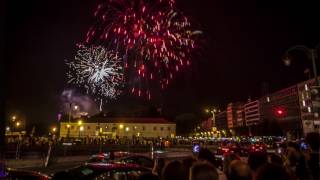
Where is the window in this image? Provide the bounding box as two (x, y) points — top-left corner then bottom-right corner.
(167, 127), (171, 131)
(87, 126), (90, 130)
(71, 126), (74, 130)
(153, 127), (157, 131)
(142, 126), (145, 131)
(160, 127), (164, 131)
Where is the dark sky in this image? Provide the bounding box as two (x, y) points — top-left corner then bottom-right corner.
(4, 0), (320, 133)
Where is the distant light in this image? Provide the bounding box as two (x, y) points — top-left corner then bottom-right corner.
(6, 126), (10, 131)
(266, 96), (270, 102)
(302, 100), (306, 107)
(67, 124), (70, 128)
(277, 109), (284, 115)
(74, 105), (79, 110)
(80, 126), (84, 131)
(305, 84), (309, 91)
(16, 122), (20, 127)
(308, 107), (312, 113)
(119, 124), (124, 129)
(283, 56), (291, 66)
(78, 120), (82, 126)
(52, 127), (57, 132)
(12, 116), (16, 121)
(125, 127), (130, 132)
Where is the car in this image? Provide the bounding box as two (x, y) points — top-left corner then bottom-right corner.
(52, 162), (150, 180)
(115, 155), (154, 169)
(88, 153), (111, 163)
(249, 144), (267, 153)
(3, 168), (51, 180)
(87, 151), (131, 163)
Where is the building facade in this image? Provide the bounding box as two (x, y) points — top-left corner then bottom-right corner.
(244, 100), (260, 126)
(227, 102), (245, 128)
(215, 111), (227, 130)
(297, 78), (320, 134)
(59, 117), (176, 138)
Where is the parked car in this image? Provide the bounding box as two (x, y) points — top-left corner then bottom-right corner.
(115, 155), (154, 169)
(4, 168), (51, 180)
(52, 162), (150, 180)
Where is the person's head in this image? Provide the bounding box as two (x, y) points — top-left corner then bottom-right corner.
(248, 151), (268, 171)
(227, 160), (252, 180)
(255, 163), (292, 180)
(190, 162), (219, 180)
(269, 154), (283, 166)
(223, 153), (240, 173)
(197, 148), (216, 166)
(161, 160), (183, 180)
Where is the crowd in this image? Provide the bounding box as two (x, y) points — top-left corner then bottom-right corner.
(139, 133), (319, 180)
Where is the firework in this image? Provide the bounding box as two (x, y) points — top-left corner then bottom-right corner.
(67, 45), (124, 100)
(85, 0), (201, 98)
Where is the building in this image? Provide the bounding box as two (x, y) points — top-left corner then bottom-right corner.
(297, 78), (320, 134)
(259, 85), (302, 137)
(236, 104), (245, 127)
(215, 111), (227, 130)
(227, 102), (244, 128)
(201, 118), (212, 131)
(59, 117), (176, 138)
(244, 100), (260, 126)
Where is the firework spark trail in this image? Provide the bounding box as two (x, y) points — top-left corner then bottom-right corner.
(66, 45), (124, 104)
(85, 0), (202, 99)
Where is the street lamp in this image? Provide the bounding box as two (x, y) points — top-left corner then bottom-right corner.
(205, 108), (219, 130)
(283, 44), (319, 87)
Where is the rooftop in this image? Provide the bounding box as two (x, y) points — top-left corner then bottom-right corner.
(61, 117), (175, 124)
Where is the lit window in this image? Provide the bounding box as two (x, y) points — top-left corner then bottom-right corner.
(308, 107), (312, 113)
(266, 96), (270, 102)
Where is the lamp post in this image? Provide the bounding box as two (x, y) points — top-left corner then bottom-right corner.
(205, 108), (220, 131)
(283, 43), (320, 135)
(283, 44), (319, 87)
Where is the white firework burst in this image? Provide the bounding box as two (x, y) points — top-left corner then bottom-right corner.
(67, 45), (124, 100)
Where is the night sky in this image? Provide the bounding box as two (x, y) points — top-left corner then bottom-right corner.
(4, 0), (320, 133)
